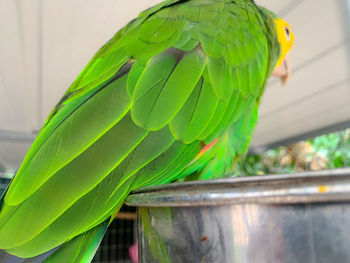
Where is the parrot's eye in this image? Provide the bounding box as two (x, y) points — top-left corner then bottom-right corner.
(284, 26), (291, 41)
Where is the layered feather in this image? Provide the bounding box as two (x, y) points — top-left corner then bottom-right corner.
(0, 0), (280, 259)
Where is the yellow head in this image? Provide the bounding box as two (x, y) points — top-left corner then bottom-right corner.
(274, 18), (294, 68)
(272, 18), (294, 84)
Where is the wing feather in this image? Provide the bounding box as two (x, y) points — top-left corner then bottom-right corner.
(169, 77), (218, 143)
(0, 0), (274, 259)
(132, 47), (206, 130)
(5, 69), (132, 206)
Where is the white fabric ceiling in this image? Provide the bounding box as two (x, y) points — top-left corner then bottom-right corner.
(0, 0), (350, 172)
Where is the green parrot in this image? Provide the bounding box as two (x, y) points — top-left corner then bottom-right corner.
(0, 0), (294, 262)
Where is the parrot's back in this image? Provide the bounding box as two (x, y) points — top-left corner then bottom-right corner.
(0, 0), (281, 261)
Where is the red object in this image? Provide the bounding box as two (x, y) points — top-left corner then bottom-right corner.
(129, 242), (138, 263)
(196, 139), (218, 159)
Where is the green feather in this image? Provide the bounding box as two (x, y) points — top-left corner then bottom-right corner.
(207, 57), (233, 100)
(122, 16), (187, 61)
(44, 220), (109, 263)
(0, 113), (147, 253)
(198, 99), (228, 141)
(144, 140), (202, 185)
(132, 141), (189, 188)
(5, 71), (131, 206)
(127, 61), (145, 97)
(173, 30), (200, 51)
(205, 91), (241, 143)
(71, 49), (130, 96)
(199, 32), (224, 57)
(170, 78), (218, 143)
(0, 0), (284, 260)
(132, 47), (207, 130)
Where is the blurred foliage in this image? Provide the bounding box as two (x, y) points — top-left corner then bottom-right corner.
(238, 128), (350, 175)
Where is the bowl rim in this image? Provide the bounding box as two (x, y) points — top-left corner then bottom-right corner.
(126, 168), (350, 207)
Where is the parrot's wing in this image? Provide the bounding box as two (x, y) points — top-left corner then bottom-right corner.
(0, 0), (271, 259)
(189, 103), (259, 181)
(4, 0), (191, 207)
(44, 0), (188, 126)
(0, 176), (10, 209)
(228, 103), (259, 158)
(0, 240), (58, 263)
(0, 218), (109, 263)
(44, 219), (109, 263)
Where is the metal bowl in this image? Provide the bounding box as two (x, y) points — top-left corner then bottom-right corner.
(126, 168), (350, 263)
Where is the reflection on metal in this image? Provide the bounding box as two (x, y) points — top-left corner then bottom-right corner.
(126, 168), (350, 263)
(127, 168), (350, 206)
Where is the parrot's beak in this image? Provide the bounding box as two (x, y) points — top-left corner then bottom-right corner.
(272, 52), (291, 85)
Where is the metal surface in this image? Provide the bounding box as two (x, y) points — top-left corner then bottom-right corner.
(127, 169), (350, 263)
(126, 168), (350, 206)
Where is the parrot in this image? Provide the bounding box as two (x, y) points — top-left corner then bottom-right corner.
(0, 0), (294, 262)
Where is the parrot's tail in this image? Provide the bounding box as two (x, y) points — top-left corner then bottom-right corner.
(0, 175), (109, 263)
(0, 219), (109, 263)
(0, 248), (58, 263)
(0, 176), (57, 262)
(0, 175), (109, 262)
(44, 219), (109, 263)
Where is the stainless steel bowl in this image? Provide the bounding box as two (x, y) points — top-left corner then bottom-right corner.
(126, 168), (350, 263)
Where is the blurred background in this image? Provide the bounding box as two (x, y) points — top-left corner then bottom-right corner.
(0, 0), (350, 262)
